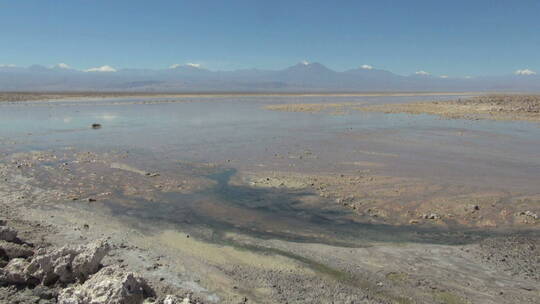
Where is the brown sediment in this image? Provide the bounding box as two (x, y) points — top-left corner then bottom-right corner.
(5, 149), (540, 231)
(357, 94), (540, 122)
(235, 170), (539, 229)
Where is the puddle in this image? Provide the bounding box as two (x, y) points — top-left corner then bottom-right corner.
(88, 165), (536, 248)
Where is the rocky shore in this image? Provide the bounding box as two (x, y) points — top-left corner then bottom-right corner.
(0, 219), (197, 304)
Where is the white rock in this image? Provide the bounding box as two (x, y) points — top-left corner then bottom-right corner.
(163, 295), (181, 304)
(0, 258), (30, 284)
(72, 239), (111, 281)
(58, 266), (154, 304)
(25, 239), (110, 285)
(163, 295), (190, 304)
(524, 211), (538, 220)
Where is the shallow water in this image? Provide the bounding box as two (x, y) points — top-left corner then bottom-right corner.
(1, 95), (539, 190)
(95, 166), (530, 247)
(2, 94), (540, 245)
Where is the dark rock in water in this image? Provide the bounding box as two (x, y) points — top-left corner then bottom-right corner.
(464, 204), (480, 214)
(91, 123), (102, 129)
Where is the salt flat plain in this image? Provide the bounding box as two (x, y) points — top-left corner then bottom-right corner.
(1, 93), (538, 303)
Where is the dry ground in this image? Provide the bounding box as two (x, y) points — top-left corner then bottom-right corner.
(357, 95), (540, 122)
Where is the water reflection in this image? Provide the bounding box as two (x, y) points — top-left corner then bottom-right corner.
(2, 95), (540, 246)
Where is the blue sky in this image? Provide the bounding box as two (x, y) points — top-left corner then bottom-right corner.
(1, 0), (539, 76)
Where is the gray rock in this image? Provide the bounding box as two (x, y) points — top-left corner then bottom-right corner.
(0, 258), (30, 284)
(522, 211), (538, 220)
(0, 226), (18, 242)
(58, 266), (155, 304)
(0, 240), (34, 259)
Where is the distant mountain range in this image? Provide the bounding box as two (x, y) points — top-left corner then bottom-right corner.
(1, 62), (539, 92)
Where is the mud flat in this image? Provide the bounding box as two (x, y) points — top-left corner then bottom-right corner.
(235, 170), (539, 229)
(1, 149), (539, 304)
(357, 95), (540, 122)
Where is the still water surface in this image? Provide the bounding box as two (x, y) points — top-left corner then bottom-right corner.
(1, 95), (539, 244)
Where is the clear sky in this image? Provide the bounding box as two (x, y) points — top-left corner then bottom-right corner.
(1, 0), (539, 76)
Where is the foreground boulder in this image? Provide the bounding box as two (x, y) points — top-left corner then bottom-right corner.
(26, 239), (110, 285)
(0, 239), (109, 286)
(58, 266), (155, 304)
(0, 258), (32, 284)
(0, 226), (166, 303)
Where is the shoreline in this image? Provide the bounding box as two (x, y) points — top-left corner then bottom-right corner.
(0, 91), (482, 103)
(357, 94), (540, 123)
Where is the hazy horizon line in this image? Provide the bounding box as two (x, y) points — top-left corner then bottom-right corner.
(1, 61), (537, 78)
